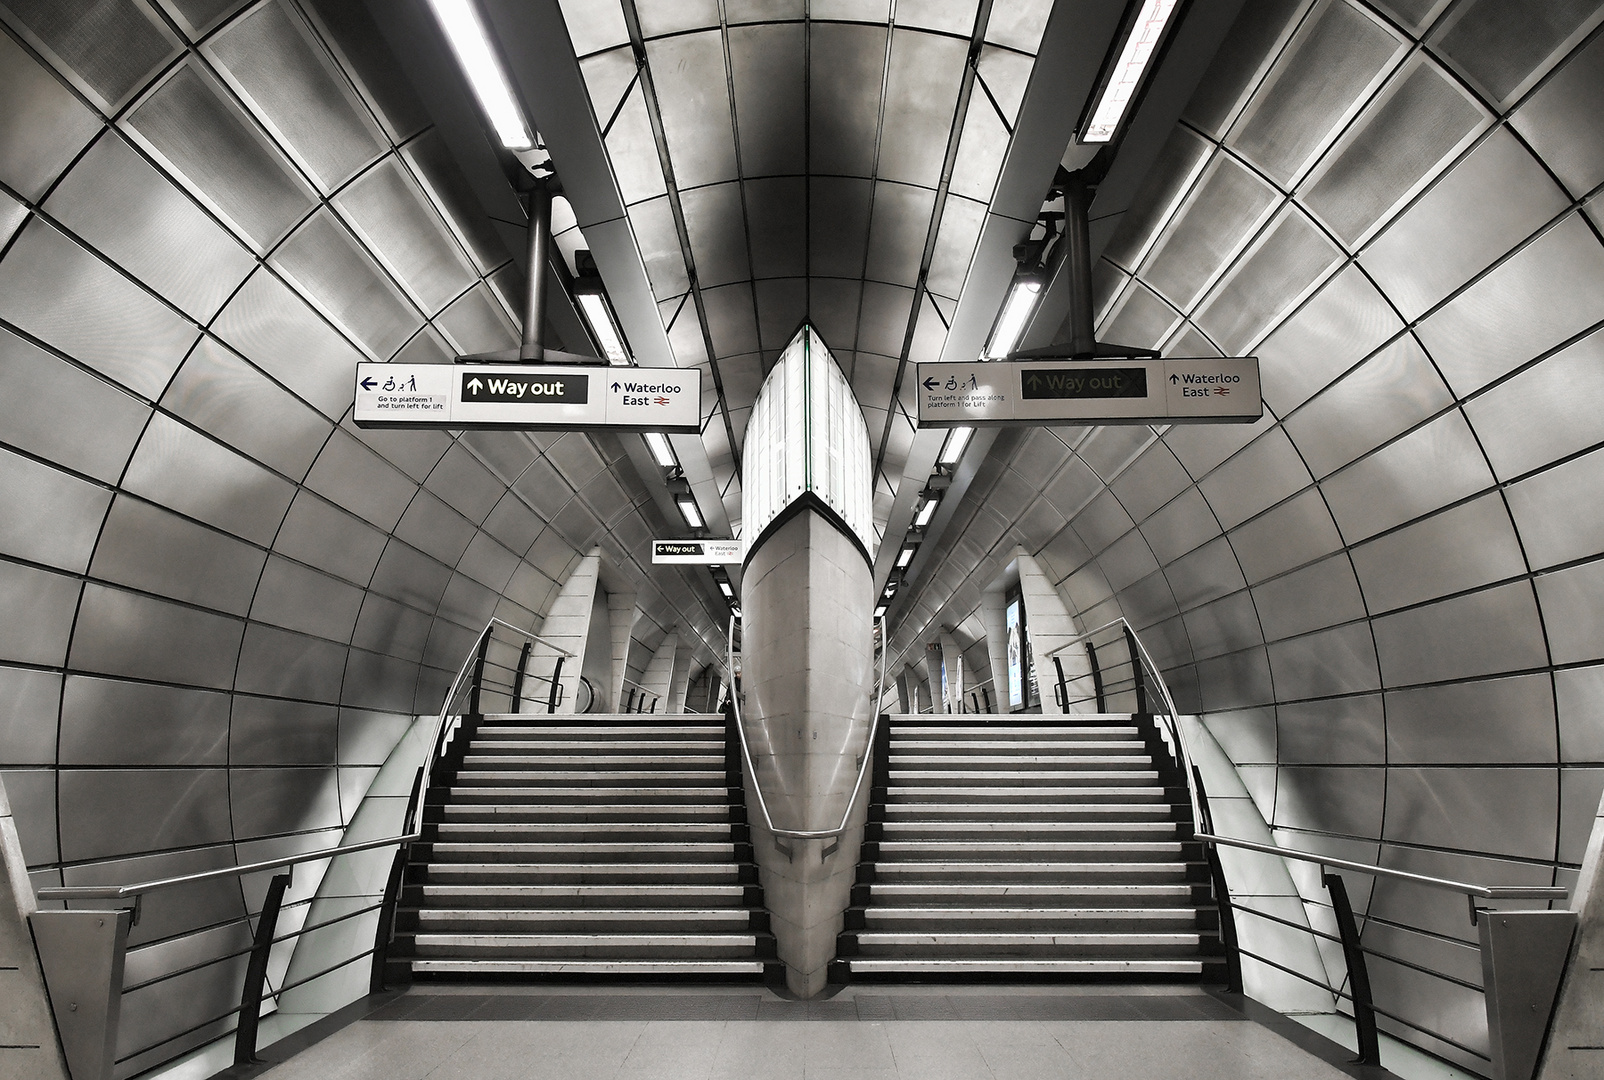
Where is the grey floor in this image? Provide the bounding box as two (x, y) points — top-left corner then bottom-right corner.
(254, 986), (1383, 1080)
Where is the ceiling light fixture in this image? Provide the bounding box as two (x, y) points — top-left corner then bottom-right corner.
(983, 277), (1043, 360)
(1080, 0), (1180, 144)
(425, 0), (535, 150)
(914, 496), (940, 528)
(675, 494), (704, 529)
(937, 426), (973, 466)
(874, 605), (887, 619)
(896, 545), (917, 569)
(574, 289), (631, 365)
(643, 431), (677, 470)
(717, 581), (734, 598)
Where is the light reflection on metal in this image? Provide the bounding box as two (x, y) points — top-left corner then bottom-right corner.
(425, 0), (535, 150)
(1080, 0), (1180, 143)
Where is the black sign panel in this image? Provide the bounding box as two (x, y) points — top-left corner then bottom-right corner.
(654, 542), (705, 557)
(460, 372), (589, 404)
(1020, 367), (1147, 399)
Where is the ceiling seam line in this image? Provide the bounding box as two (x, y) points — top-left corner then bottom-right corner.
(715, 0), (768, 383)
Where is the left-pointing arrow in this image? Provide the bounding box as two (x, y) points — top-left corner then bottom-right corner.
(922, 377), (939, 391)
(360, 377), (377, 390)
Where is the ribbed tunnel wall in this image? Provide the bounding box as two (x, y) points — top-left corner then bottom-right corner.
(890, 0), (1604, 1065)
(0, 1), (725, 1072)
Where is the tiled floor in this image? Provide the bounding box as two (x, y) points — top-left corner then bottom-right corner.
(253, 987), (1384, 1080)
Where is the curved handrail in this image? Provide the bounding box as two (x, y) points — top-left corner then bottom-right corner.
(725, 614), (886, 841)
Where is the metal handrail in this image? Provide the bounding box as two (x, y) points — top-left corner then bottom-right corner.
(725, 614), (886, 841)
(487, 616), (576, 657)
(1044, 616), (1126, 656)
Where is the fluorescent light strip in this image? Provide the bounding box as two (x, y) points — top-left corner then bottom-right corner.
(1081, 0), (1179, 143)
(983, 279), (1042, 360)
(938, 426), (972, 466)
(896, 545), (916, 569)
(914, 497), (939, 528)
(643, 431), (677, 469)
(426, 0), (535, 150)
(576, 291), (630, 364)
(874, 605), (887, 618)
(676, 495), (704, 529)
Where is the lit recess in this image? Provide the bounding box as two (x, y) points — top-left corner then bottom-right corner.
(937, 426), (972, 466)
(1080, 0), (1180, 143)
(896, 545), (917, 569)
(676, 494), (705, 529)
(983, 278), (1042, 360)
(643, 431), (677, 469)
(575, 291), (631, 364)
(425, 0), (535, 150)
(914, 496), (940, 528)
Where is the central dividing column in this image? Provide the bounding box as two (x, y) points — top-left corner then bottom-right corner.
(739, 326), (876, 996)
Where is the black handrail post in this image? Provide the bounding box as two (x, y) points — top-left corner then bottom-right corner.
(547, 655), (564, 713)
(1122, 625), (1148, 714)
(370, 844), (410, 993)
(1191, 767), (1243, 995)
(1052, 656), (1069, 713)
(1325, 871), (1382, 1066)
(511, 641), (532, 713)
(1086, 641), (1105, 712)
(467, 632), (490, 720)
(234, 871), (291, 1065)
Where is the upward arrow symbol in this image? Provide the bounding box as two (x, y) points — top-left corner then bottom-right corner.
(1169, 374), (1179, 384)
(466, 377), (483, 393)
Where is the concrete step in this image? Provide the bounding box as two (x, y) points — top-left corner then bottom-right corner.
(460, 755), (726, 769)
(862, 907), (1206, 931)
(873, 840), (1191, 860)
(411, 933), (761, 959)
(446, 786), (732, 804)
(885, 786), (1171, 803)
(869, 861), (1197, 884)
(427, 842), (738, 865)
(451, 770), (728, 785)
(440, 804), (734, 824)
(411, 884), (755, 909)
(880, 821), (1176, 839)
(424, 863), (745, 884)
(433, 822), (735, 843)
(414, 909), (758, 933)
(850, 931), (1204, 954)
(842, 958), (1207, 975)
(887, 770), (1161, 785)
(411, 958), (769, 975)
(882, 802), (1174, 819)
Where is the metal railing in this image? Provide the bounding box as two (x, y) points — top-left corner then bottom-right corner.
(619, 675), (662, 713)
(1195, 832), (1570, 1068)
(724, 614), (887, 844)
(34, 616), (570, 1070)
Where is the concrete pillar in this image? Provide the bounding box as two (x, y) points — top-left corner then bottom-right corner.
(606, 590), (638, 714)
(640, 632), (677, 711)
(1019, 551), (1085, 715)
(0, 777), (70, 1079)
(1537, 785), (1604, 1080)
(532, 549), (600, 712)
(895, 670), (910, 714)
(666, 643), (694, 714)
(940, 634), (965, 713)
(923, 643), (946, 713)
(741, 508), (873, 997)
(980, 587), (1011, 711)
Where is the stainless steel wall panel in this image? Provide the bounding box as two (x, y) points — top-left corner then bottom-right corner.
(334, 156), (475, 315)
(581, 472), (632, 526)
(0, 561), (80, 667)
(270, 209), (421, 359)
(1282, 335), (1452, 479)
(69, 583), (243, 689)
(0, 188), (25, 249)
(1319, 410), (1492, 543)
(1430, 0), (1603, 108)
(1196, 428), (1309, 532)
(1098, 531), (1163, 595)
(341, 415), (454, 484)
(1193, 208), (1342, 355)
(1014, 498), (1068, 549)
(858, 284), (916, 360)
(1465, 328), (1604, 482)
(336, 708), (412, 767)
(57, 767), (230, 862)
(422, 443), (504, 526)
(1384, 766), (1557, 860)
(1372, 581), (1546, 687)
(340, 648), (419, 713)
(1140, 487), (1221, 566)
(645, 31), (738, 189)
(988, 468), (1040, 525)
(1181, 590), (1263, 662)
(525, 528), (582, 583)
(1350, 494), (1525, 614)
(545, 433), (609, 490)
(1195, 645), (1275, 710)
(926, 196), (986, 297)
(124, 62), (316, 251)
(0, 28), (105, 201)
(1386, 673), (1556, 765)
(349, 592), (432, 660)
(1555, 664), (1604, 763)
(808, 22), (889, 178)
(233, 622), (346, 702)
(1101, 282), (1180, 349)
(273, 491), (387, 588)
(229, 766), (341, 836)
(1301, 59), (1484, 246)
(1535, 559), (1604, 666)
(1010, 429), (1072, 485)
(1273, 764), (1385, 837)
(122, 920), (252, 1009)
(393, 490), (475, 565)
(210, 270), (360, 419)
(250, 555), (365, 642)
(1164, 535), (1247, 612)
(1227, 0), (1404, 187)
(435, 283), (519, 356)
(1140, 155), (1278, 311)
(1365, 130), (1565, 322)
(1071, 491), (1136, 556)
(0, 665), (59, 765)
(62, 843), (242, 948)
(629, 198), (688, 299)
(1101, 127), (1212, 272)
(1034, 525), (1092, 583)
(1266, 622), (1381, 699)
(1251, 553), (1367, 641)
(1109, 444), (1192, 524)
(1226, 487), (1343, 584)
(0, 219), (199, 400)
(1372, 843), (1553, 939)
(228, 694), (336, 767)
(458, 431), (538, 486)
(728, 24), (805, 177)
(435, 573), (499, 632)
(1277, 694), (1385, 764)
(1257, 264), (1403, 414)
(1113, 570), (1180, 632)
(0, 769), (54, 865)
(682, 182), (751, 289)
(44, 132), (256, 322)
(301, 430), (417, 532)
(59, 675), (228, 766)
(122, 413), (296, 545)
(2, 0), (180, 111)
(204, 0), (386, 191)
(116, 957), (244, 1075)
(1159, 411), (1274, 480)
(1038, 456), (1103, 522)
(161, 338), (332, 481)
(367, 540), (452, 614)
(1560, 768), (1604, 864)
(0, 446), (109, 572)
(456, 533), (521, 593)
(1509, 29), (1604, 198)
(1416, 213), (1604, 399)
(1506, 447), (1604, 571)
(399, 131), (510, 274)
(422, 616), (481, 675)
(303, 0), (430, 142)
(1061, 564), (1115, 615)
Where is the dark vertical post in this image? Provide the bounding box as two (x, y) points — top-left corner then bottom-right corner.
(511, 641), (532, 713)
(1192, 767), (1243, 995)
(520, 182), (551, 362)
(1053, 655), (1069, 712)
(1122, 625), (1148, 714)
(1086, 640), (1106, 712)
(234, 872), (291, 1065)
(467, 632), (490, 720)
(547, 655), (564, 713)
(1063, 170), (1096, 359)
(370, 845), (410, 993)
(1325, 872), (1382, 1066)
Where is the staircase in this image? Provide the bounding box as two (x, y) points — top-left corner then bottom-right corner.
(833, 714), (1223, 980)
(395, 712), (779, 979)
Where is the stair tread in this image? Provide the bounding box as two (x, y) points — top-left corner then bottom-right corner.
(844, 959), (1206, 972)
(412, 960), (768, 973)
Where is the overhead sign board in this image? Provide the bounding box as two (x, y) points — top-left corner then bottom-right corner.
(914, 357), (1262, 427)
(651, 539), (744, 564)
(352, 363), (701, 432)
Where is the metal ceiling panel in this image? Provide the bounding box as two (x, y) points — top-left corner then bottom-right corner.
(393, 490), (476, 565)
(1226, 486), (1343, 584)
(1140, 155), (1278, 311)
(435, 283), (519, 355)
(204, 0), (387, 192)
(1509, 29), (1604, 198)
(1102, 282), (1181, 349)
(981, 0), (1051, 52)
(1320, 409), (1491, 544)
(1071, 490), (1137, 556)
(744, 177), (806, 279)
(70, 582), (244, 690)
(754, 278), (806, 352)
(1109, 443), (1193, 523)
(0, 219), (199, 401)
(1196, 428), (1308, 532)
(728, 23), (806, 177)
(2, 0), (180, 112)
(635, 0), (719, 38)
(1558, 664), (1604, 761)
(302, 430), (418, 532)
(1099, 531), (1163, 594)
(865, 181), (937, 287)
(1386, 673), (1557, 765)
(1430, 0), (1603, 109)
(211, 269), (363, 419)
(630, 197), (691, 299)
(877, 29), (967, 188)
(123, 412), (296, 546)
(728, 0), (806, 22)
(1140, 487), (1221, 566)
(0, 28), (104, 202)
(272, 208), (423, 359)
(274, 490), (388, 587)
(424, 443), (506, 524)
(1256, 264), (1402, 414)
(855, 281), (915, 357)
(1278, 694), (1385, 764)
(946, 93), (1010, 204)
(1251, 553), (1366, 641)
(646, 31), (738, 189)
(1505, 448), (1604, 571)
(1465, 328), (1604, 481)
(1282, 334), (1451, 479)
(1362, 129), (1567, 321)
(335, 156), (478, 315)
(90, 495), (263, 615)
(1372, 581), (1546, 686)
(809, 21), (888, 178)
(557, 0), (628, 56)
(391, 324), (453, 365)
(1181, 0), (1304, 139)
(605, 83), (669, 204)
(1195, 207), (1341, 354)
(0, 563), (80, 667)
(342, 412), (453, 482)
(305, 0), (431, 144)
(701, 281), (761, 356)
(681, 181), (750, 288)
(810, 176), (874, 278)
(0, 447), (109, 573)
(1101, 128), (1212, 273)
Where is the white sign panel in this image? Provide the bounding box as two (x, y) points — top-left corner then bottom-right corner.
(651, 539), (744, 564)
(915, 357), (1261, 427)
(353, 363), (701, 432)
